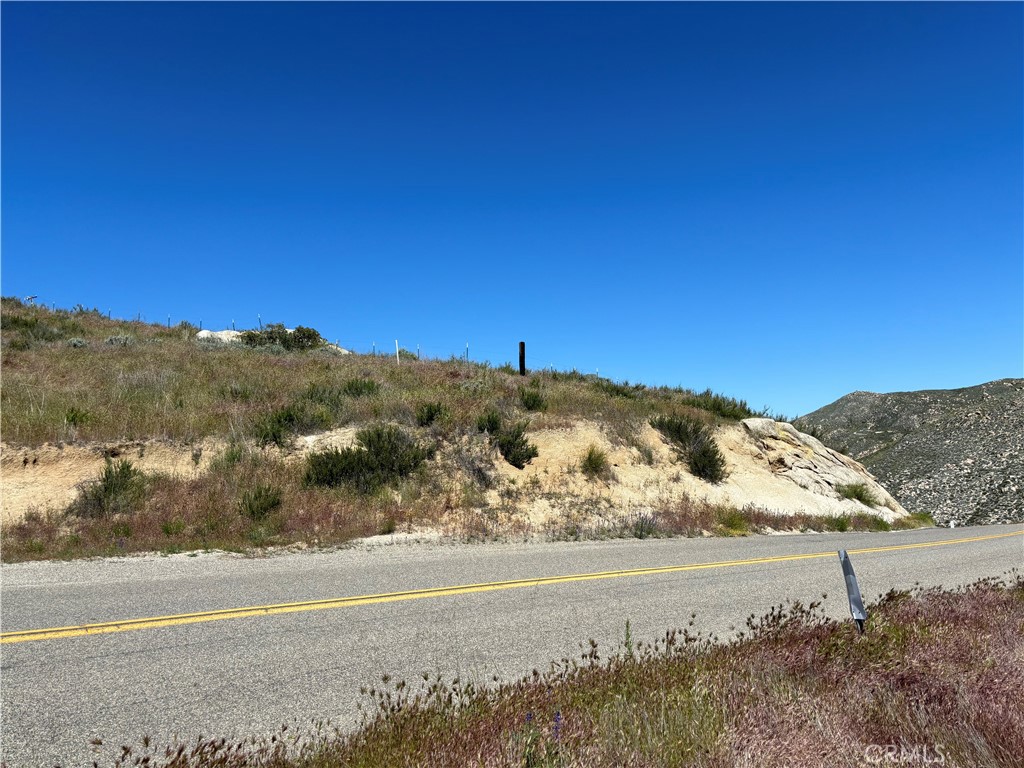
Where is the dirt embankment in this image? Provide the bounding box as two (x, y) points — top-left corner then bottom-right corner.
(1, 439), (226, 524)
(1, 418), (905, 528)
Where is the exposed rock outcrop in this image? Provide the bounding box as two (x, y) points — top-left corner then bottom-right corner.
(740, 419), (903, 514)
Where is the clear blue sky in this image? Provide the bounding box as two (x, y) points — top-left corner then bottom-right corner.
(3, 2), (1021, 417)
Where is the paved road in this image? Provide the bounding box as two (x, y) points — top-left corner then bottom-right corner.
(2, 525), (1021, 767)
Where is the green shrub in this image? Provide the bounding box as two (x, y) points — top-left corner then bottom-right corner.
(253, 402), (332, 447)
(580, 444), (611, 480)
(415, 401), (445, 427)
(105, 335), (134, 347)
(837, 482), (879, 507)
(851, 512), (891, 531)
(494, 421), (538, 469)
(715, 506), (750, 535)
(476, 409), (503, 434)
(64, 407), (89, 427)
(304, 425), (432, 493)
(288, 326), (324, 351)
(68, 459), (146, 519)
(592, 379), (642, 399)
(66, 337), (88, 348)
(629, 512), (658, 539)
(519, 387), (547, 412)
(240, 323), (324, 351)
(210, 442), (247, 471)
(239, 484), (282, 521)
(651, 414), (707, 449)
(687, 436), (727, 483)
(305, 382), (347, 411)
(343, 378), (380, 398)
(651, 414), (727, 483)
(902, 512), (935, 528)
(677, 388), (756, 420)
(161, 519), (186, 536)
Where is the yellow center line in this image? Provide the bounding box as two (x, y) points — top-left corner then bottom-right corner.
(3, 529), (1020, 645)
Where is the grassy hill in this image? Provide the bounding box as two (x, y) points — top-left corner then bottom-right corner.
(1, 298), (925, 561)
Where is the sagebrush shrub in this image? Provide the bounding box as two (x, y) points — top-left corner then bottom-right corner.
(305, 382), (348, 411)
(304, 425), (432, 493)
(580, 444), (611, 480)
(64, 407), (89, 427)
(651, 414), (727, 483)
(629, 512), (658, 539)
(687, 436), (727, 483)
(240, 323), (324, 351)
(343, 378), (380, 398)
(239, 484), (282, 521)
(837, 482), (879, 507)
(519, 387), (547, 412)
(253, 402), (332, 446)
(416, 401), (445, 427)
(677, 388), (756, 420)
(650, 414), (706, 448)
(494, 421), (538, 469)
(592, 379), (642, 399)
(476, 409), (503, 434)
(68, 459), (146, 518)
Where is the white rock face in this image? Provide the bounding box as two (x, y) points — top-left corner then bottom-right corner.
(195, 329), (245, 343)
(739, 418), (905, 517)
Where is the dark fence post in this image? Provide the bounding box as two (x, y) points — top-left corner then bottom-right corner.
(519, 341), (526, 376)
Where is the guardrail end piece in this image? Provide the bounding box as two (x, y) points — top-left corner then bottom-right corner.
(838, 549), (868, 634)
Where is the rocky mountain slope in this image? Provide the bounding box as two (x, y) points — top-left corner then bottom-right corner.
(798, 379), (1024, 526)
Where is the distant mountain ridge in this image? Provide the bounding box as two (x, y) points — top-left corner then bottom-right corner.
(798, 379), (1024, 526)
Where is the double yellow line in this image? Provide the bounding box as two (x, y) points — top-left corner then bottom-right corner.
(3, 529), (1020, 645)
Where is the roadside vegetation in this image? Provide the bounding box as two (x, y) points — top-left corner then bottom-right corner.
(0, 297), (758, 447)
(0, 298), (934, 563)
(836, 482), (881, 508)
(99, 574), (1024, 767)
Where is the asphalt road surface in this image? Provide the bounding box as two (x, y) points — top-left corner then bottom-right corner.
(2, 524), (1021, 767)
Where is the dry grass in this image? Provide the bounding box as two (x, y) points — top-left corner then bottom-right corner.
(96, 574), (1024, 767)
(2, 299), (732, 448)
(3, 448), (403, 561)
(540, 496), (931, 542)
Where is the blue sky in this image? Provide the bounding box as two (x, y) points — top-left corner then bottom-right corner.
(3, 2), (1021, 417)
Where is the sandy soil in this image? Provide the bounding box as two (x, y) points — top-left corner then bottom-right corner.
(1, 438), (225, 524)
(486, 419), (905, 530)
(0, 418), (904, 528)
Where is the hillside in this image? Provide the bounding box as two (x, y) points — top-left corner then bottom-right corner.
(0, 298), (921, 560)
(797, 379), (1024, 526)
